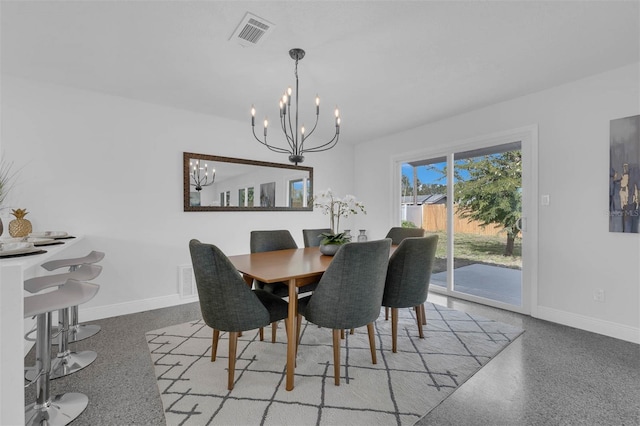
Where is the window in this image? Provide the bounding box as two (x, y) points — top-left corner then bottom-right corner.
(238, 187), (255, 207)
(289, 179), (304, 208)
(220, 191), (231, 207)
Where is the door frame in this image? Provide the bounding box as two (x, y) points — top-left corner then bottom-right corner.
(391, 125), (538, 315)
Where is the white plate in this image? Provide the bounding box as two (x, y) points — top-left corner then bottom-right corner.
(0, 247), (42, 258)
(1, 237), (56, 246)
(27, 237), (57, 246)
(0, 242), (36, 256)
(29, 231), (68, 239)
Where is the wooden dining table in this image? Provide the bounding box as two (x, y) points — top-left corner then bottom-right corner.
(227, 247), (332, 391)
(227, 243), (396, 391)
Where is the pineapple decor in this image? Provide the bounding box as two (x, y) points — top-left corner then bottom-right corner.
(9, 208), (32, 237)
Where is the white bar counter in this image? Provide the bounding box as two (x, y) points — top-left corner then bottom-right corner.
(0, 236), (83, 425)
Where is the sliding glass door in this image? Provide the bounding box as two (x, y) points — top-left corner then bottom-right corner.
(397, 127), (536, 314)
(451, 143), (522, 306)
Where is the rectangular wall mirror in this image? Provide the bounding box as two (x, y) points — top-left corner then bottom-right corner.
(183, 152), (313, 212)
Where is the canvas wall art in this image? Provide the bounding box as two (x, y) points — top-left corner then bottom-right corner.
(609, 114), (640, 233)
(260, 182), (276, 207)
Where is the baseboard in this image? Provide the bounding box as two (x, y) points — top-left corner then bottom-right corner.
(535, 306), (639, 344)
(80, 294), (199, 323)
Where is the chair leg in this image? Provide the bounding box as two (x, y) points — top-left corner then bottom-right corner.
(391, 308), (398, 353)
(385, 306), (389, 320)
(272, 322), (278, 343)
(296, 315), (302, 346)
(421, 303), (427, 325)
(211, 329), (220, 362)
(416, 305), (424, 339)
(350, 328), (354, 335)
(259, 327), (264, 341)
(340, 329), (345, 339)
(228, 332), (238, 390)
(295, 314), (303, 360)
(332, 329), (341, 386)
(367, 323), (377, 364)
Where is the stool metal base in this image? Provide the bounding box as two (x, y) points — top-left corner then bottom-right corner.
(26, 350), (97, 381)
(50, 324), (101, 344)
(67, 323), (101, 343)
(25, 392), (88, 426)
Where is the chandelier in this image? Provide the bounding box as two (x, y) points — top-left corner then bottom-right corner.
(189, 159), (215, 192)
(251, 48), (341, 165)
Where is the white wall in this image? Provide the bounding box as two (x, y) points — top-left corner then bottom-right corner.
(354, 63), (640, 342)
(3, 63), (638, 343)
(1, 76), (360, 318)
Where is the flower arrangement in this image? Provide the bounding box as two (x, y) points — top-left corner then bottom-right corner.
(313, 188), (366, 245)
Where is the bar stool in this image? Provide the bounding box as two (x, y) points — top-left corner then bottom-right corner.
(24, 279), (99, 426)
(24, 267), (102, 381)
(24, 252), (104, 381)
(41, 251), (105, 343)
(23, 264), (102, 344)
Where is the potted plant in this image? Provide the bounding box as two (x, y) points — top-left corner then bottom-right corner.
(313, 189), (366, 255)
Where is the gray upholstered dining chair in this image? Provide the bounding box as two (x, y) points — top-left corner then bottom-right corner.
(250, 230), (298, 297)
(383, 226), (427, 320)
(385, 227), (426, 245)
(296, 238), (392, 386)
(188, 239), (289, 390)
(302, 228), (332, 247)
(382, 235), (438, 352)
(251, 229), (321, 341)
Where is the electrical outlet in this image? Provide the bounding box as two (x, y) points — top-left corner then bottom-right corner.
(541, 194), (550, 205)
(594, 289), (605, 302)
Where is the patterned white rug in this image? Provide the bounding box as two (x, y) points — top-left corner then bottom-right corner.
(146, 303), (523, 426)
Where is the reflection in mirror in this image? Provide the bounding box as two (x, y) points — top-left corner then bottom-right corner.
(183, 152), (313, 212)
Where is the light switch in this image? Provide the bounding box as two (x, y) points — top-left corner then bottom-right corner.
(541, 194), (550, 206)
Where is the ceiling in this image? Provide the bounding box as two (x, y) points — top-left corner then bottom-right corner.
(2, 1), (639, 147)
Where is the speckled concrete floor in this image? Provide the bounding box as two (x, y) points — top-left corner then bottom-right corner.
(24, 295), (639, 426)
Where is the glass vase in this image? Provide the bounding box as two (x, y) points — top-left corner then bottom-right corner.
(357, 230), (367, 242)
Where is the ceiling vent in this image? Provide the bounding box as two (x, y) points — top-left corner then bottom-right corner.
(230, 12), (275, 47)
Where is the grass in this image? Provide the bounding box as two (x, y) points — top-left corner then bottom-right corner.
(430, 231), (522, 273)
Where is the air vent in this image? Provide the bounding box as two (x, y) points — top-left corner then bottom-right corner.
(230, 12), (275, 47)
(178, 265), (197, 299)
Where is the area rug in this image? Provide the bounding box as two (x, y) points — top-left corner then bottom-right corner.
(146, 303), (523, 426)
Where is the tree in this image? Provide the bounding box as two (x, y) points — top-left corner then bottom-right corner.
(401, 174), (413, 197)
(454, 151), (522, 256)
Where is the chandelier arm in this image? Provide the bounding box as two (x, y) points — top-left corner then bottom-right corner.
(286, 101), (297, 154)
(299, 113), (320, 153)
(301, 132), (340, 153)
(252, 128), (293, 154)
(191, 175), (215, 188)
(280, 114), (297, 152)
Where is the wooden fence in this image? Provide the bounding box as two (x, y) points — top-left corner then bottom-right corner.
(421, 204), (503, 236)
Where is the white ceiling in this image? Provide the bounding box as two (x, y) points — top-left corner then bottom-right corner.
(2, 1), (639, 147)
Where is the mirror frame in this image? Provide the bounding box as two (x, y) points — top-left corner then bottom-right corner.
(183, 152), (314, 212)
